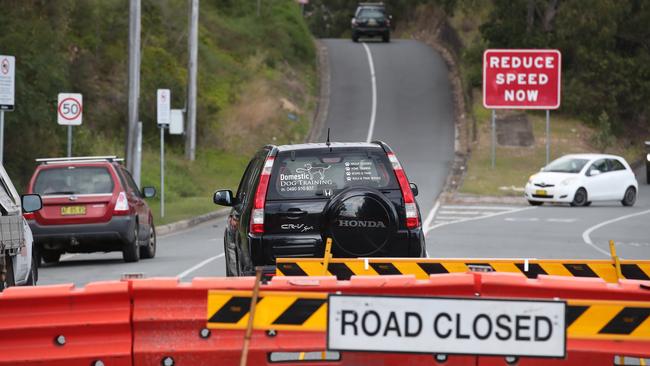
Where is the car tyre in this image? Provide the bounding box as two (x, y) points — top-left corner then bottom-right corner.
(382, 32), (390, 43)
(140, 223), (156, 259)
(621, 187), (636, 207)
(527, 200), (543, 206)
(0, 254), (16, 291)
(224, 239), (236, 277)
(352, 34), (359, 43)
(123, 224), (141, 263)
(41, 250), (61, 264)
(570, 188), (588, 207)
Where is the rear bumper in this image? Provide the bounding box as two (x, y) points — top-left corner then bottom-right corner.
(353, 27), (389, 36)
(244, 228), (426, 275)
(28, 215), (135, 252)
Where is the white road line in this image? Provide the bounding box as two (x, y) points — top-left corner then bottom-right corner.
(440, 205), (517, 211)
(425, 206), (536, 235)
(435, 215), (477, 221)
(422, 200), (441, 231)
(176, 253), (224, 279)
(362, 42), (377, 143)
(438, 210), (481, 215)
(581, 209), (650, 258)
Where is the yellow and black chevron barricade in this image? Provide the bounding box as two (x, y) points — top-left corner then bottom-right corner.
(207, 290), (650, 342)
(207, 290), (327, 331)
(275, 257), (650, 283)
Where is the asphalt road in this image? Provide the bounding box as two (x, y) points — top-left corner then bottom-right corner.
(39, 39), (455, 286)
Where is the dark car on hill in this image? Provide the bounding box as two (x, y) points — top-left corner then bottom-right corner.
(213, 141), (426, 276)
(351, 2), (392, 43)
(26, 156), (157, 264)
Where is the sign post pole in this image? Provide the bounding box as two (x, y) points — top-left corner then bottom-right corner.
(67, 125), (72, 158)
(0, 111), (4, 164)
(491, 110), (496, 169)
(160, 125), (165, 218)
(157, 89), (171, 219)
(546, 109), (550, 165)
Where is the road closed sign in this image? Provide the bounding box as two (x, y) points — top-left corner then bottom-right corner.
(483, 49), (561, 109)
(57, 93), (83, 126)
(328, 295), (566, 357)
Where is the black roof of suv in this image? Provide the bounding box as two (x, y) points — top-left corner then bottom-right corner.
(213, 141), (426, 276)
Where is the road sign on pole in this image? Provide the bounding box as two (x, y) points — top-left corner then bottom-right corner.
(169, 109), (184, 135)
(57, 93), (83, 158)
(0, 55), (15, 165)
(157, 89), (171, 126)
(483, 49), (561, 168)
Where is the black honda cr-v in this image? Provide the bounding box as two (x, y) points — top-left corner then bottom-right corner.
(213, 141), (426, 276)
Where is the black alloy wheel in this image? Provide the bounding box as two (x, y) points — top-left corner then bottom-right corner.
(570, 188), (588, 207)
(621, 187), (636, 207)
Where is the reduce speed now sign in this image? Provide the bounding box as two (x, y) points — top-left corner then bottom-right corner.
(57, 93), (83, 126)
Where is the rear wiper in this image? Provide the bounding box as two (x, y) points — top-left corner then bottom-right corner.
(44, 191), (75, 195)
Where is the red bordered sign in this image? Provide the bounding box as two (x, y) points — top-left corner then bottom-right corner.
(57, 93), (83, 126)
(483, 49), (561, 110)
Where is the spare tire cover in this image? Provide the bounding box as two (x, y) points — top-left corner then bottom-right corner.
(322, 187), (398, 257)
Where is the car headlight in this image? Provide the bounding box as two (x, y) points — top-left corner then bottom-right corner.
(561, 178), (578, 186)
(527, 174), (536, 184)
(647, 153), (650, 162)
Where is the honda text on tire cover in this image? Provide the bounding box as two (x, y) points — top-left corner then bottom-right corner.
(213, 141), (426, 276)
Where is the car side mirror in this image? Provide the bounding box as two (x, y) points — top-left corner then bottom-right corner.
(142, 187), (156, 198)
(213, 190), (234, 206)
(21, 194), (42, 213)
(389, 14), (393, 20)
(589, 169), (601, 177)
(409, 183), (419, 197)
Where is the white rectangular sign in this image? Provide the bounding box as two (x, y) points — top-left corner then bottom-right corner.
(0, 55), (15, 110)
(169, 109), (184, 135)
(328, 295), (566, 358)
(157, 89), (171, 126)
(57, 93), (83, 126)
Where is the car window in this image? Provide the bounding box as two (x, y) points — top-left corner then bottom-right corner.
(543, 157), (589, 173)
(121, 168), (142, 198)
(268, 149), (397, 200)
(237, 150), (267, 203)
(357, 8), (385, 19)
(609, 159), (626, 171)
(589, 159), (609, 174)
(33, 166), (115, 195)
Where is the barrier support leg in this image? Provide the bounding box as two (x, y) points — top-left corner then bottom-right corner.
(240, 267), (263, 366)
(609, 240), (623, 280)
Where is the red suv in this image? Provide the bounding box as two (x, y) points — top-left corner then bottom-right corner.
(26, 156), (157, 264)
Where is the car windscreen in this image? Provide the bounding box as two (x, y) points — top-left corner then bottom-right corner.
(268, 149), (397, 200)
(543, 158), (589, 173)
(33, 166), (115, 195)
(358, 8), (385, 19)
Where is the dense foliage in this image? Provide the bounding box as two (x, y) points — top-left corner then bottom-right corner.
(0, 0), (315, 189)
(464, 0), (649, 134)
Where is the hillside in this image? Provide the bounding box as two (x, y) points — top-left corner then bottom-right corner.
(0, 0), (316, 222)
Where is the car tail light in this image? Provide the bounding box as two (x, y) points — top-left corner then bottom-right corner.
(387, 152), (420, 229)
(23, 213), (35, 220)
(113, 191), (130, 215)
(250, 156), (275, 235)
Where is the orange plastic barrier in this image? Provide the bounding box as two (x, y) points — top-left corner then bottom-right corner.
(0, 281), (132, 365)
(1, 273), (649, 365)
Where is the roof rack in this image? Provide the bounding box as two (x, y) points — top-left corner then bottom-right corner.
(36, 156), (124, 164)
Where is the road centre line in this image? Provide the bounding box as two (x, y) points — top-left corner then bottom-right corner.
(441, 205), (517, 211)
(177, 253), (224, 279)
(581, 209), (650, 258)
(362, 42), (377, 143)
(425, 206), (536, 235)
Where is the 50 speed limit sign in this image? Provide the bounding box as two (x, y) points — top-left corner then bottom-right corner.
(57, 93), (83, 126)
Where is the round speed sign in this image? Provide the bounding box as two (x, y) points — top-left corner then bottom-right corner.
(57, 93), (83, 126)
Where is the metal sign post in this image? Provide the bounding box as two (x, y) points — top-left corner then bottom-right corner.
(491, 110), (496, 169)
(0, 55), (16, 165)
(160, 124), (165, 218)
(67, 126), (72, 158)
(546, 110), (550, 165)
(157, 89), (171, 218)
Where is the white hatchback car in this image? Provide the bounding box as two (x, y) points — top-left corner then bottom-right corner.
(524, 154), (638, 207)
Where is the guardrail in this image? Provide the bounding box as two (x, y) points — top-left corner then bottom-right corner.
(1, 273), (649, 365)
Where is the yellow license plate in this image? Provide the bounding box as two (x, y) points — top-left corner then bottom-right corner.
(61, 206), (86, 216)
(535, 190), (548, 196)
